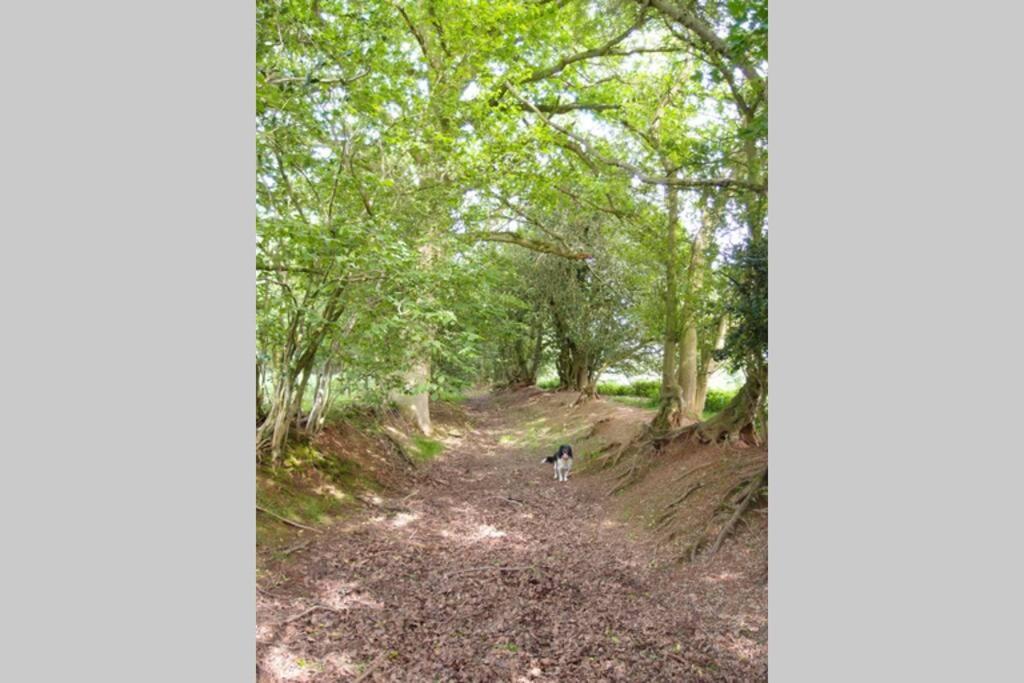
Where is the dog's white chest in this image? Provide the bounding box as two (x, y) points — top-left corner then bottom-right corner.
(553, 457), (572, 481)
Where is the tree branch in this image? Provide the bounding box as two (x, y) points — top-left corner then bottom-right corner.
(522, 101), (621, 113)
(489, 9), (650, 105)
(509, 82), (764, 193)
(395, 4), (432, 67)
(643, 0), (765, 101)
(470, 232), (591, 260)
(263, 72), (370, 88)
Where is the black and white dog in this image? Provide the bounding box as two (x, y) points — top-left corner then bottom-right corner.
(542, 444), (574, 482)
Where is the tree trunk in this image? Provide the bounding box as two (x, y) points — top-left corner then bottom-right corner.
(256, 370), (296, 464)
(573, 370), (601, 405)
(572, 356), (589, 393)
(394, 241), (437, 435)
(305, 362), (334, 435)
(290, 361), (313, 427)
(695, 315), (728, 414)
(527, 318), (544, 383)
(653, 184), (683, 432)
(256, 360), (267, 424)
(393, 359), (432, 435)
(556, 343), (572, 390)
(676, 362), (766, 446)
(677, 323), (700, 418)
(677, 194), (719, 421)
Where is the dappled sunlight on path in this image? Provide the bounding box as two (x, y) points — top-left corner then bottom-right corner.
(257, 393), (766, 682)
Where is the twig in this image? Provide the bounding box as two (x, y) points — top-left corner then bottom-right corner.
(256, 585), (291, 600)
(447, 565), (534, 578)
(493, 495), (532, 507)
(281, 540), (312, 556)
(280, 603), (341, 624)
(256, 505), (319, 533)
(354, 651), (388, 682)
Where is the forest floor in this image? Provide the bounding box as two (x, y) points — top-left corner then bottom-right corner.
(257, 390), (767, 682)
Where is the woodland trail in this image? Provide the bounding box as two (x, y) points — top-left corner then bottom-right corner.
(257, 394), (767, 682)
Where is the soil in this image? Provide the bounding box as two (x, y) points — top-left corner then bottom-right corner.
(257, 390), (767, 682)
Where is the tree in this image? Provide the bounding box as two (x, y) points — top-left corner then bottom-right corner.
(255, 0), (768, 457)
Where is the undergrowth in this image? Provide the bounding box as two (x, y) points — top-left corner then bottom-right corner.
(257, 443), (380, 550)
(410, 436), (444, 462)
(538, 379), (737, 418)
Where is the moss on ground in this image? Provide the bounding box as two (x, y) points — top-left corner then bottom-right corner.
(410, 436), (444, 462)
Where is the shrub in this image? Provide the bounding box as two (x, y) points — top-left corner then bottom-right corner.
(703, 388), (736, 414)
(629, 379), (661, 399)
(596, 379), (660, 399)
(595, 381), (630, 396)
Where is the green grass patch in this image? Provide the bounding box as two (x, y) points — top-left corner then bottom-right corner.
(257, 471), (346, 534)
(597, 379), (661, 399)
(257, 443), (383, 551)
(608, 395), (660, 409)
(410, 435), (444, 462)
(601, 382), (737, 417)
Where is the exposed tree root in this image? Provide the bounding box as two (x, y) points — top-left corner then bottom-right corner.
(707, 466), (767, 556)
(609, 446), (657, 495)
(591, 440), (632, 469)
(666, 462), (767, 563)
(672, 462), (713, 483)
(572, 390), (600, 406)
(583, 417), (612, 439)
(655, 482), (704, 529)
(380, 427), (416, 467)
(657, 367), (766, 447)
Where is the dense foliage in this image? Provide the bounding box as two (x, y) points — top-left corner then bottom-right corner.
(257, 0), (768, 459)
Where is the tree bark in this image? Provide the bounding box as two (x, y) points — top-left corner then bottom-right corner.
(305, 362), (334, 435)
(695, 315), (728, 414)
(653, 184), (683, 432)
(393, 241), (437, 434)
(256, 360), (267, 424)
(676, 196), (719, 420)
(393, 358), (432, 435)
(673, 362), (766, 446)
(527, 317), (544, 383)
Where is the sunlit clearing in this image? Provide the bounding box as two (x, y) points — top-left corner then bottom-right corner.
(265, 645), (313, 682)
(315, 483), (347, 501)
(472, 523), (507, 540)
(390, 512), (418, 528)
(703, 571), (741, 583)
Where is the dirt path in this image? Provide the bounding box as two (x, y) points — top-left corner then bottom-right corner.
(257, 394), (766, 682)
